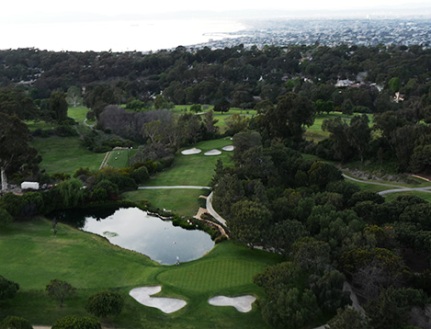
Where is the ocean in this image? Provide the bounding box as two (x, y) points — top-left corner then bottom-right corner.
(0, 18), (245, 52)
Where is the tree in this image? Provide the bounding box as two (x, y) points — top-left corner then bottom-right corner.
(348, 115), (371, 163)
(52, 315), (101, 329)
(86, 291), (124, 318)
(56, 179), (84, 209)
(0, 275), (19, 300)
(0, 316), (33, 329)
(49, 91), (69, 123)
(0, 113), (40, 192)
(0, 207), (13, 226)
(254, 262), (320, 329)
(326, 307), (371, 329)
(0, 87), (36, 120)
(66, 86), (83, 107)
(213, 98), (230, 113)
(365, 287), (427, 329)
(46, 279), (76, 307)
(190, 104), (202, 113)
(230, 200), (272, 246)
(292, 237), (331, 274)
(264, 92), (315, 142)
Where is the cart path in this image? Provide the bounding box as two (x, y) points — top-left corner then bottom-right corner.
(342, 174), (431, 195)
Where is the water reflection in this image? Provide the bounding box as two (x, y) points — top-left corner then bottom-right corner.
(81, 207), (214, 265)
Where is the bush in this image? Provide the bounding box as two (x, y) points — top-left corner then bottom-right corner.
(0, 207), (13, 226)
(130, 166), (149, 184)
(52, 315), (101, 329)
(0, 316), (32, 329)
(46, 279), (76, 307)
(86, 291), (124, 318)
(0, 275), (19, 300)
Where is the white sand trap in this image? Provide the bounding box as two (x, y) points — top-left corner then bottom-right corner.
(208, 295), (256, 313)
(204, 149), (222, 156)
(129, 286), (187, 314)
(222, 145), (235, 151)
(181, 148), (202, 155)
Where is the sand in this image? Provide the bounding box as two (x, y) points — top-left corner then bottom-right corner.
(222, 145), (235, 151)
(208, 295), (256, 313)
(204, 149), (222, 156)
(181, 148), (202, 155)
(129, 286), (187, 314)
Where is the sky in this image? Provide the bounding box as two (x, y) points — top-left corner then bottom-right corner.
(1, 0), (428, 20)
(0, 1), (429, 51)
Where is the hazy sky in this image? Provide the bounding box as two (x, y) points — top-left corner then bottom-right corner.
(1, 0), (426, 20)
(0, 0), (428, 51)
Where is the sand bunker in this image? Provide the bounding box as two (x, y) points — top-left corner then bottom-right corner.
(204, 149), (222, 156)
(129, 286), (187, 313)
(222, 145), (235, 151)
(181, 148), (202, 155)
(208, 295), (256, 313)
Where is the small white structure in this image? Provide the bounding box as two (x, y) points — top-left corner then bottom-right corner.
(21, 182), (40, 190)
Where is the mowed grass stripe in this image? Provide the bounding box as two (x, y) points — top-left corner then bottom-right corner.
(158, 243), (280, 293)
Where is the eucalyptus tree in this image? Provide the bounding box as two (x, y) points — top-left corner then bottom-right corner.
(0, 113), (39, 191)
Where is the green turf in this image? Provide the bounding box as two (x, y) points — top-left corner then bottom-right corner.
(124, 189), (206, 217)
(0, 219), (278, 328)
(32, 136), (105, 175)
(105, 148), (134, 168)
(304, 112), (374, 142)
(146, 138), (233, 187)
(384, 191), (431, 203)
(25, 120), (57, 131)
(67, 106), (90, 123)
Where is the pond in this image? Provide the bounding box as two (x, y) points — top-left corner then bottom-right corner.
(79, 207), (214, 265)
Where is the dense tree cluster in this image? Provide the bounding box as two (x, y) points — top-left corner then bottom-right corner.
(212, 127), (431, 328)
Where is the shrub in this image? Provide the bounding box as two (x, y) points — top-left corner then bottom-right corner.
(0, 316), (32, 329)
(46, 279), (76, 307)
(0, 275), (19, 300)
(86, 291), (124, 318)
(52, 315), (101, 329)
(130, 166), (149, 184)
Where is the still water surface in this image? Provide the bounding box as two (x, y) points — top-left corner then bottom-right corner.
(82, 207), (214, 265)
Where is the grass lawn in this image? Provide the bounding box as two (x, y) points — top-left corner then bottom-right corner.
(25, 120), (57, 131)
(173, 105), (257, 134)
(32, 136), (105, 175)
(105, 148), (136, 169)
(384, 191), (431, 203)
(67, 106), (89, 123)
(146, 138), (233, 187)
(304, 112), (374, 142)
(124, 189), (207, 217)
(124, 138), (233, 216)
(305, 112), (354, 142)
(0, 219), (279, 329)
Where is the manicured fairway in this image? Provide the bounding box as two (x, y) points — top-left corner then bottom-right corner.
(32, 136), (105, 175)
(0, 219), (279, 328)
(146, 138), (233, 187)
(105, 148), (135, 168)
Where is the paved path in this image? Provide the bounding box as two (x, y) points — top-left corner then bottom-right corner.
(342, 174), (431, 196)
(206, 192), (226, 226)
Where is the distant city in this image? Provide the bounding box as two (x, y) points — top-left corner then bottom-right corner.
(191, 18), (431, 49)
